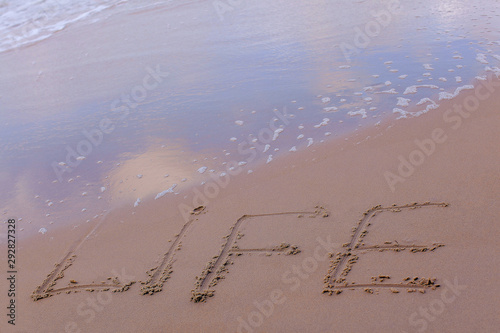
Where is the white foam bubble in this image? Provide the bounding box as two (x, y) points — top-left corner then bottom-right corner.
(263, 144), (270, 153)
(438, 85), (474, 100)
(289, 146), (297, 152)
(396, 97), (411, 107)
(272, 128), (284, 141)
(347, 109), (367, 118)
(393, 98), (439, 119)
(423, 64), (434, 70)
(134, 198), (141, 207)
(392, 108), (409, 119)
(339, 65), (351, 69)
(314, 118), (330, 128)
(323, 106), (338, 112)
(321, 97), (331, 103)
(235, 120), (244, 126)
(197, 166), (208, 174)
(403, 85), (439, 94)
(485, 66), (500, 77)
(155, 184), (177, 199)
(307, 138), (314, 147)
(398, 74), (408, 79)
(266, 155), (273, 163)
(416, 98), (434, 106)
(375, 89), (398, 94)
(455, 76), (462, 83)
(39, 228), (47, 235)
(476, 53), (489, 64)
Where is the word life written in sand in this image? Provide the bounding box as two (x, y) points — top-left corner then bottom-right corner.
(31, 202), (448, 303)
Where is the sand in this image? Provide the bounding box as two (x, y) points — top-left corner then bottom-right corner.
(2, 73), (498, 333)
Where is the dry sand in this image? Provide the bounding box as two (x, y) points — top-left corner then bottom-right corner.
(3, 75), (500, 332)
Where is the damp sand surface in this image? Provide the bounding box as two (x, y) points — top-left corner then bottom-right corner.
(2, 0), (500, 234)
(6, 77), (500, 332)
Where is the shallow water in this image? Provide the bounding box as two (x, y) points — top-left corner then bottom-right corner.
(0, 0), (499, 237)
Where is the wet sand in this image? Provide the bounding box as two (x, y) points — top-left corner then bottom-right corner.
(5, 74), (499, 332)
(2, 0), (500, 237)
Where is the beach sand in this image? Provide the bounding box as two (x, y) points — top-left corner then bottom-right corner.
(6, 75), (499, 332)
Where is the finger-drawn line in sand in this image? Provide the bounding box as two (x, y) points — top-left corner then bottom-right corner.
(191, 206), (329, 303)
(32, 206), (206, 301)
(32, 249), (132, 301)
(322, 202), (448, 295)
(140, 206), (207, 295)
(31, 213), (136, 301)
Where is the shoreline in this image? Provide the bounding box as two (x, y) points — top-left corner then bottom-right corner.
(15, 69), (497, 242)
